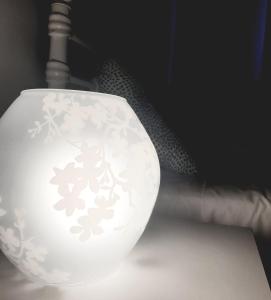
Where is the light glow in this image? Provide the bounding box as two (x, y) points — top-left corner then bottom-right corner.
(0, 89), (160, 286)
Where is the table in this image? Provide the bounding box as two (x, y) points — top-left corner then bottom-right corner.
(0, 215), (270, 300)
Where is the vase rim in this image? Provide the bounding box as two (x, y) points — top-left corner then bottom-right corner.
(21, 89), (127, 102)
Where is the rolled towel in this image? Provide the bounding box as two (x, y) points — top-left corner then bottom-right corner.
(155, 169), (271, 238)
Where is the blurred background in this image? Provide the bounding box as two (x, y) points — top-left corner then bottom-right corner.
(1, 0), (271, 188)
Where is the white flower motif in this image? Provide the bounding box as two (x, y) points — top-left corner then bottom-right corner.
(108, 132), (129, 157)
(88, 102), (108, 129)
(27, 93), (154, 245)
(22, 257), (45, 276)
(42, 93), (71, 116)
(0, 227), (20, 252)
(42, 93), (57, 111)
(24, 242), (48, 262)
(28, 93), (146, 146)
(70, 211), (104, 242)
(0, 199), (71, 284)
(60, 102), (90, 133)
(70, 196), (114, 242)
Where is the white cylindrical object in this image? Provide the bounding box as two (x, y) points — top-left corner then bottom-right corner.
(47, 1), (71, 88)
(0, 89), (160, 286)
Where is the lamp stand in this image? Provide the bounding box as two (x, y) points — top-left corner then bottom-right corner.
(46, 0), (72, 89)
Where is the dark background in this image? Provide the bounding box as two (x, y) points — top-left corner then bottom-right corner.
(1, 0), (271, 188)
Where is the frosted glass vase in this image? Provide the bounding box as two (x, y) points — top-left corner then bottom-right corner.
(0, 89), (160, 286)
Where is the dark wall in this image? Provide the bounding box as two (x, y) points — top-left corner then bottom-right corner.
(0, 0), (48, 117)
(71, 0), (271, 187)
(0, 0), (271, 187)
(71, 0), (260, 83)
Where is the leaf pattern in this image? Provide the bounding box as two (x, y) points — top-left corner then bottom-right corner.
(50, 142), (128, 239)
(27, 92), (158, 242)
(70, 196), (115, 241)
(0, 91), (159, 285)
(0, 196), (70, 284)
(28, 92), (146, 143)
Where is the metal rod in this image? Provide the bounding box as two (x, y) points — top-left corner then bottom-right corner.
(46, 0), (72, 88)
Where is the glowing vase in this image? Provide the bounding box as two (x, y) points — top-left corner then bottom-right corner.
(0, 89), (160, 286)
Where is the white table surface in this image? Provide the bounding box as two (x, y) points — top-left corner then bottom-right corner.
(0, 215), (270, 300)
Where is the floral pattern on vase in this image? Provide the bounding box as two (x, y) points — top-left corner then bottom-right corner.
(27, 92), (156, 242)
(0, 89), (160, 285)
(50, 142), (128, 240)
(28, 92), (147, 144)
(0, 196), (70, 284)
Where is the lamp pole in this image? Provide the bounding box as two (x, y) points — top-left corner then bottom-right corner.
(46, 0), (72, 88)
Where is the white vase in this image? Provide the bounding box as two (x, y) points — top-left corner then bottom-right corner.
(0, 89), (160, 286)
